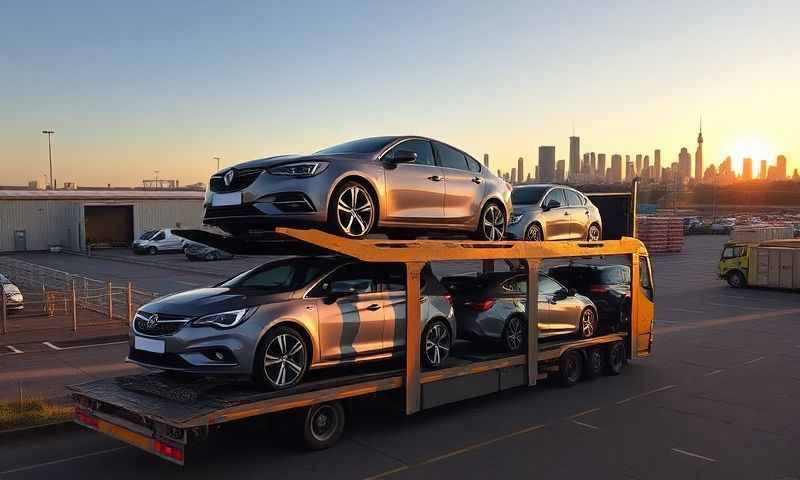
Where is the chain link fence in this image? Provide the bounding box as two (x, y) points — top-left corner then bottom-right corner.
(0, 256), (159, 335)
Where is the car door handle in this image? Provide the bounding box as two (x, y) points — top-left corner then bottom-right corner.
(366, 304), (382, 311)
(427, 175), (443, 182)
(585, 210), (590, 215)
(472, 176), (482, 184)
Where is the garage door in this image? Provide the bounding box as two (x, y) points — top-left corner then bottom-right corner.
(84, 205), (134, 248)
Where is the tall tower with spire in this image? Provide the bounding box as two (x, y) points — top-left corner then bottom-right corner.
(695, 117), (703, 181)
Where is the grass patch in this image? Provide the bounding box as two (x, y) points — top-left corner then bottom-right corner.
(0, 398), (72, 431)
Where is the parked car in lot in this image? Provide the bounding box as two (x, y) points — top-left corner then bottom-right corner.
(506, 184), (603, 241)
(133, 229), (184, 255)
(129, 257), (455, 390)
(182, 240), (234, 261)
(443, 271), (598, 353)
(202, 136), (512, 240)
(1, 274), (24, 312)
(547, 264), (631, 330)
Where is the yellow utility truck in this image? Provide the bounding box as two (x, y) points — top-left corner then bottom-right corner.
(719, 239), (800, 290)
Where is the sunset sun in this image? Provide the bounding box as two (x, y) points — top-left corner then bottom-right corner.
(724, 137), (775, 174)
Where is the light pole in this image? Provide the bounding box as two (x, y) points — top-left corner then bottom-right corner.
(213, 156), (221, 171)
(42, 130), (55, 190)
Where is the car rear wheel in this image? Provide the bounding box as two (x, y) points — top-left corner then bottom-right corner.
(587, 223), (602, 241)
(578, 308), (598, 339)
(422, 319), (451, 368)
(726, 270), (746, 288)
(329, 181), (376, 239)
(525, 223), (543, 241)
(502, 315), (526, 353)
(476, 202), (506, 241)
(254, 326), (309, 390)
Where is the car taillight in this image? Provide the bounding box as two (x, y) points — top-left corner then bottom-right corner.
(443, 293), (453, 306)
(589, 285), (610, 294)
(155, 440), (185, 463)
(465, 298), (496, 312)
(75, 407), (99, 428)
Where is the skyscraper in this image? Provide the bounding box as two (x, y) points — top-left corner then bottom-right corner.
(538, 146), (556, 182)
(590, 152), (596, 177)
(597, 154), (606, 181)
(653, 149), (661, 181)
(742, 157), (753, 180)
(483, 153), (489, 168)
(695, 120), (703, 180)
(759, 159), (767, 180)
(777, 155), (787, 179)
(517, 157), (524, 184)
(556, 160), (565, 182)
(510, 168), (516, 184)
(678, 147), (691, 180)
(569, 136), (580, 179)
(582, 153), (591, 175)
(643, 155), (650, 179)
(625, 157), (635, 180)
(610, 154), (622, 182)
(635, 154), (643, 176)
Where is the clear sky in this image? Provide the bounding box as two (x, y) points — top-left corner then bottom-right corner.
(3, 0), (799, 187)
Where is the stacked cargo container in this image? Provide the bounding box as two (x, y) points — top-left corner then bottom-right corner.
(636, 216), (684, 253)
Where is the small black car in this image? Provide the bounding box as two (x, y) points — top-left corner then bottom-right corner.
(547, 264), (631, 331)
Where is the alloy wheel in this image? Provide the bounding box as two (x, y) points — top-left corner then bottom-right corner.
(481, 204), (505, 241)
(263, 333), (306, 387)
(505, 317), (524, 352)
(336, 185), (374, 237)
(425, 322), (450, 367)
(580, 309), (596, 338)
(525, 224), (542, 241)
(588, 224), (601, 241)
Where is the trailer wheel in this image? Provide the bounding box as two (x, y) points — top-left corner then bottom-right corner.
(726, 270), (746, 288)
(605, 341), (626, 375)
(559, 350), (583, 387)
(302, 402), (345, 450)
(584, 347), (604, 380)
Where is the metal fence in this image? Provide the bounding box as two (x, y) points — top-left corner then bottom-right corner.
(0, 256), (159, 335)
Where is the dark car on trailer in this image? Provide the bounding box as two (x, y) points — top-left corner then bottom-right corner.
(547, 264), (631, 332)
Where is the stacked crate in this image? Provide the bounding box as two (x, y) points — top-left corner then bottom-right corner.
(636, 216), (684, 253)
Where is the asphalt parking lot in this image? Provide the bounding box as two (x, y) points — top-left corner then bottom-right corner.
(1, 235), (799, 479)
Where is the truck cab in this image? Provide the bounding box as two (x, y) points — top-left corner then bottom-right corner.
(719, 242), (749, 288)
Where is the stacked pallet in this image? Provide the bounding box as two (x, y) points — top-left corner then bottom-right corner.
(636, 216), (684, 253)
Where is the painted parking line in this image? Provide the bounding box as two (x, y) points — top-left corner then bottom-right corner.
(616, 385), (677, 405)
(43, 340), (128, 351)
(418, 423), (546, 465)
(1, 345), (24, 356)
(704, 369), (724, 377)
(569, 407), (601, 419)
(708, 302), (766, 311)
(671, 448), (717, 463)
(0, 446), (129, 476)
(743, 356), (766, 365)
(175, 280), (201, 287)
(571, 420), (600, 430)
(665, 308), (705, 314)
(363, 466), (410, 480)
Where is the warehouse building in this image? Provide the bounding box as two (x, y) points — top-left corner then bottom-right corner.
(0, 190), (204, 252)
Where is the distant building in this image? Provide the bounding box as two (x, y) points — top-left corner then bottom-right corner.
(610, 154), (623, 182)
(695, 121), (703, 180)
(759, 160), (767, 180)
(653, 149), (662, 181)
(742, 157), (753, 180)
(777, 155), (788, 179)
(643, 155), (650, 179)
(597, 154), (606, 182)
(678, 147), (691, 180)
(538, 146), (556, 182)
(625, 157), (635, 180)
(483, 153), (490, 168)
(590, 152), (596, 177)
(569, 136), (580, 179)
(517, 157), (524, 184)
(635, 154), (643, 176)
(555, 159), (566, 182)
(511, 168), (517, 185)
(581, 153), (591, 175)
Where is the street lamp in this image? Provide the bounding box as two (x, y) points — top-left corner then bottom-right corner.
(41, 130), (55, 190)
(213, 156), (221, 171)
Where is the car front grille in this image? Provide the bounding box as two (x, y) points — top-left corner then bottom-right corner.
(210, 168), (264, 193)
(133, 311), (190, 336)
(128, 348), (194, 369)
(203, 204), (265, 220)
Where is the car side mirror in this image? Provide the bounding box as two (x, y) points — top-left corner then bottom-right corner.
(543, 199), (561, 211)
(391, 150), (417, 164)
(567, 287), (577, 297)
(553, 288), (568, 301)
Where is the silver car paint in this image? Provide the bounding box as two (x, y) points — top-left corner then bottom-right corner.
(506, 185), (602, 241)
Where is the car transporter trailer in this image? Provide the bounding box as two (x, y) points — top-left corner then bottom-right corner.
(70, 223), (655, 466)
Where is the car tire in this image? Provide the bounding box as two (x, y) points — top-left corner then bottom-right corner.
(559, 350), (583, 387)
(475, 201), (506, 241)
(299, 401), (346, 450)
(525, 223), (544, 242)
(605, 341), (626, 375)
(584, 347), (604, 380)
(328, 180), (376, 239)
(587, 223), (602, 241)
(147, 246), (157, 255)
(726, 270), (746, 288)
(421, 319), (451, 369)
(578, 307), (598, 339)
(204, 252), (214, 261)
(502, 315), (526, 353)
(253, 326), (309, 390)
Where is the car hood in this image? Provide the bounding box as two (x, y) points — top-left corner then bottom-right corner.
(221, 153), (374, 172)
(140, 287), (294, 317)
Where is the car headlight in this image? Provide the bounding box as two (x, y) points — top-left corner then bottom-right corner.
(192, 307), (258, 329)
(269, 161), (329, 177)
(509, 213), (523, 225)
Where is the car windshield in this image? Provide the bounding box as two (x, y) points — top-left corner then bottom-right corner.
(511, 186), (550, 205)
(314, 136), (397, 155)
(138, 230), (158, 240)
(220, 257), (340, 293)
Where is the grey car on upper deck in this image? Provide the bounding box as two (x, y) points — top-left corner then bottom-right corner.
(203, 136), (512, 240)
(128, 257), (455, 390)
(506, 184), (602, 241)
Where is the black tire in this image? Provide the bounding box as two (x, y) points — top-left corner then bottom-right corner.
(502, 315), (526, 353)
(587, 223), (602, 241)
(421, 319), (451, 369)
(301, 402), (346, 450)
(328, 180), (376, 238)
(577, 307), (598, 339)
(605, 341), (626, 375)
(204, 252), (214, 261)
(253, 326), (309, 390)
(726, 270), (746, 288)
(147, 246), (157, 255)
(475, 202), (506, 241)
(525, 223), (544, 242)
(559, 350), (583, 387)
(584, 347), (604, 380)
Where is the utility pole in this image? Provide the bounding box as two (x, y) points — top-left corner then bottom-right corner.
(213, 156), (221, 171)
(42, 130), (55, 190)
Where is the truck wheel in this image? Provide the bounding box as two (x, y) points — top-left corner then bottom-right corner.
(726, 270), (746, 288)
(584, 347), (604, 380)
(605, 341), (626, 375)
(559, 350), (583, 387)
(302, 402), (345, 450)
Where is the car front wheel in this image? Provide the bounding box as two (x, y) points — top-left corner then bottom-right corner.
(477, 202), (506, 241)
(329, 181), (376, 239)
(525, 223), (544, 241)
(587, 223), (602, 241)
(254, 326), (309, 390)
